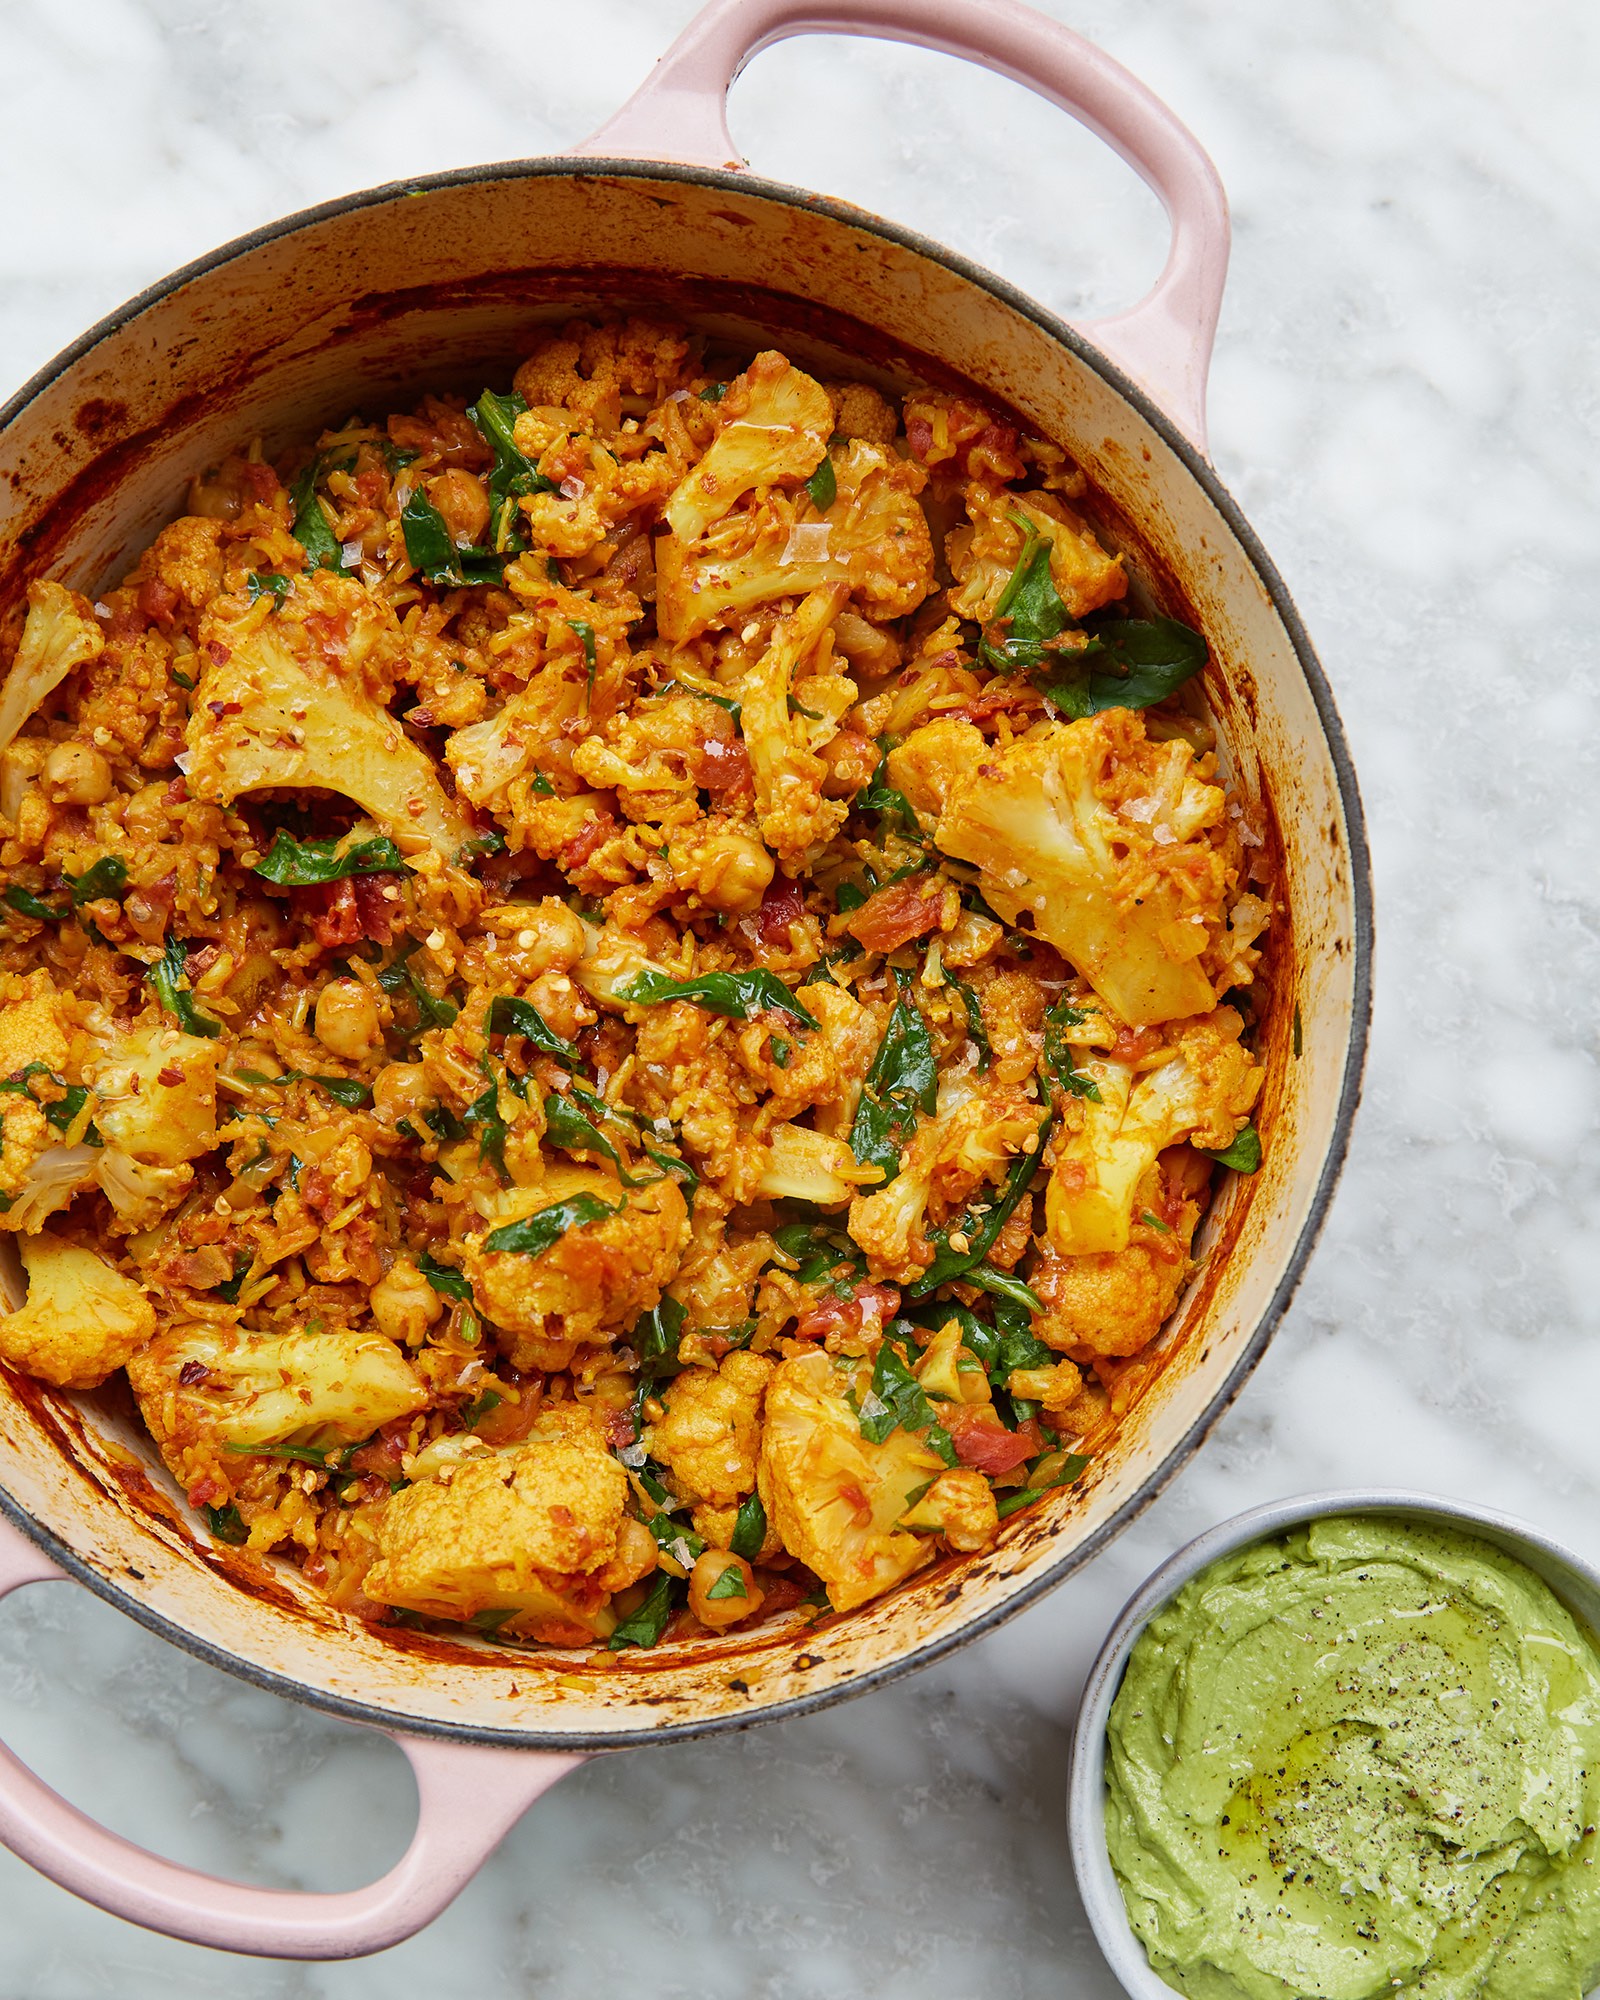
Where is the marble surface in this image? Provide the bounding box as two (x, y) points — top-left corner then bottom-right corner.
(2, 0), (1599, 1990)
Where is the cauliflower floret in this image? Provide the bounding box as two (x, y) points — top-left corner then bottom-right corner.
(885, 717), (985, 825)
(0, 980), (99, 1232)
(664, 351), (833, 543)
(91, 1023), (220, 1166)
(364, 1403), (629, 1628)
(755, 1123), (874, 1207)
(127, 1321), (428, 1475)
(734, 585), (851, 869)
(829, 381), (898, 450)
(0, 977), (73, 1075)
(184, 578), (471, 862)
(848, 1070), (1044, 1284)
(0, 1233), (155, 1388)
(947, 486), (1125, 625)
(0, 1097), (96, 1232)
(932, 710), (1232, 1026)
(1044, 1010), (1260, 1256)
(512, 316), (692, 430)
(759, 1348), (948, 1612)
(446, 664), (588, 823)
(649, 1350), (774, 1508)
(463, 1163), (689, 1371)
(87, 1021), (218, 1228)
(0, 581), (104, 757)
(571, 693), (746, 830)
(656, 439), (935, 643)
(897, 1467), (999, 1552)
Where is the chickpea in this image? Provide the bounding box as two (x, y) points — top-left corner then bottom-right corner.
(689, 829), (774, 915)
(41, 741), (112, 806)
(426, 469), (491, 550)
(522, 969), (591, 1044)
(369, 1256), (442, 1345)
(688, 1548), (763, 1629)
(122, 781), (172, 841)
(488, 898), (586, 975)
(371, 1061), (433, 1126)
(314, 977), (382, 1060)
(595, 1516), (660, 1594)
(820, 728), (880, 800)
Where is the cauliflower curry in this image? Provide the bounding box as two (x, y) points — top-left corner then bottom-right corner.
(0, 319), (1271, 1651)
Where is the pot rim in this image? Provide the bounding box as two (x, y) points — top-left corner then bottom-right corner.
(0, 153), (1373, 1750)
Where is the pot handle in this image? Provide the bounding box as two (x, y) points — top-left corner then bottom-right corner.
(576, 0), (1229, 451)
(0, 1513), (584, 1959)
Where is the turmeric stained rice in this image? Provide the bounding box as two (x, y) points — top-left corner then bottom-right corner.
(0, 317), (1270, 1649)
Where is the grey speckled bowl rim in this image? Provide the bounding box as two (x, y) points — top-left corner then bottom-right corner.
(1066, 1487), (1600, 2000)
(0, 155), (1373, 1750)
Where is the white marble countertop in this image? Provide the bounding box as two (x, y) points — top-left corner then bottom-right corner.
(2, 0), (1598, 1991)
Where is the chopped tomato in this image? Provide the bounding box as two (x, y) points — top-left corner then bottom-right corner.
(755, 877), (805, 948)
(943, 1407), (1041, 1476)
(844, 876), (945, 955)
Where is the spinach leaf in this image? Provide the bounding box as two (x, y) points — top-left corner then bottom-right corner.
(643, 1143), (699, 1206)
(907, 1113), (1052, 1298)
(1039, 615), (1207, 718)
(949, 976), (991, 1069)
(223, 1441), (329, 1467)
(543, 1091), (654, 1186)
(400, 487), (505, 587)
(730, 1492), (767, 1560)
(617, 968), (819, 1030)
(706, 1562), (748, 1601)
(147, 938), (221, 1038)
(631, 1295), (686, 1384)
(252, 831), (410, 885)
(3, 885), (65, 922)
(659, 680), (741, 724)
(1042, 999), (1100, 1103)
(644, 1507), (706, 1571)
(979, 513), (1070, 675)
(1199, 1122), (1263, 1175)
(417, 1250), (473, 1301)
(486, 993), (580, 1063)
(202, 1502), (249, 1544)
(0, 1067), (100, 1141)
(771, 1221), (865, 1289)
(965, 1263), (1043, 1312)
(235, 1068), (371, 1109)
(568, 619), (597, 705)
(377, 943), (458, 1036)
(848, 979), (936, 1181)
(461, 1388), (503, 1428)
(290, 460), (346, 572)
(463, 1077), (512, 1182)
(483, 1192), (617, 1257)
(994, 1452), (1090, 1518)
(470, 387), (555, 546)
(607, 1573), (676, 1649)
(216, 1252), (253, 1305)
(858, 750), (924, 840)
(849, 1342), (956, 1465)
(68, 856), (128, 906)
(920, 1296), (1052, 1395)
(698, 381), (728, 404)
(806, 455), (836, 511)
(246, 570), (290, 609)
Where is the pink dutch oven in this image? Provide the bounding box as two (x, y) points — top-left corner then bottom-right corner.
(0, 0), (1369, 1960)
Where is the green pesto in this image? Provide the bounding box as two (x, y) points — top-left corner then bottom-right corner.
(1106, 1516), (1600, 2000)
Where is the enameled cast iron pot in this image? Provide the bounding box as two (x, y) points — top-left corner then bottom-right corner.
(0, 0), (1370, 1960)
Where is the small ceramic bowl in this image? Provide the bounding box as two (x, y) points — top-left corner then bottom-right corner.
(1066, 1487), (1600, 1999)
